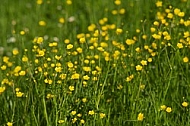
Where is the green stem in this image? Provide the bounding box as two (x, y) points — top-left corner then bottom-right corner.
(42, 97), (49, 126)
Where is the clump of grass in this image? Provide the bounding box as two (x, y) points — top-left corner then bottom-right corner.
(0, 0), (190, 126)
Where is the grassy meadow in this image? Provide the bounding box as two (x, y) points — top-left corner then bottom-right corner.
(0, 0), (190, 125)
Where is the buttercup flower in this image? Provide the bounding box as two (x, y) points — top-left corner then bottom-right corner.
(183, 57), (189, 63)
(166, 107), (172, 113)
(182, 102), (188, 107)
(7, 122), (13, 126)
(137, 113), (144, 121)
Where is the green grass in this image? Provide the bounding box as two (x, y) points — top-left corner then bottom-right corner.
(0, 0), (190, 125)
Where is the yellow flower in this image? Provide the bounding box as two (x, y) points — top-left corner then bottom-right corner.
(156, 1), (162, 7)
(67, 62), (73, 68)
(160, 105), (167, 110)
(80, 119), (85, 124)
(126, 39), (135, 45)
(13, 48), (19, 55)
(139, 84), (145, 90)
(178, 12), (185, 17)
(0, 87), (6, 94)
(136, 65), (143, 71)
(1, 79), (9, 85)
(59, 17), (65, 23)
(15, 88), (20, 92)
(48, 79), (53, 84)
(152, 34), (161, 39)
(150, 27), (156, 32)
(89, 110), (95, 115)
(14, 66), (22, 73)
(72, 51), (78, 55)
(22, 55), (28, 62)
(88, 24), (96, 31)
(7, 122), (13, 126)
(167, 13), (173, 19)
(166, 107), (172, 113)
(183, 57), (189, 63)
(46, 94), (54, 99)
(165, 8), (171, 13)
(140, 60), (147, 66)
(16, 91), (24, 97)
(99, 19), (105, 25)
(102, 26), (108, 32)
(117, 84), (123, 90)
(153, 21), (159, 26)
(100, 42), (108, 48)
(100, 113), (106, 118)
(161, 18), (166, 24)
(135, 47), (141, 52)
(39, 20), (46, 26)
(174, 8), (181, 15)
(71, 73), (80, 79)
(58, 120), (64, 124)
(112, 10), (117, 15)
(182, 102), (188, 107)
(180, 19), (184, 24)
(82, 98), (87, 103)
(20, 31), (25, 35)
(83, 81), (87, 86)
(71, 111), (76, 115)
(137, 113), (144, 121)
(50, 64), (55, 68)
(72, 118), (77, 123)
(119, 8), (125, 14)
(109, 24), (116, 29)
(77, 113), (82, 117)
(135, 29), (140, 34)
(114, 0), (121, 5)
(144, 45), (149, 50)
(148, 58), (152, 62)
(37, 50), (45, 57)
(126, 74), (134, 82)
(47, 57), (51, 61)
(97, 47), (104, 52)
(36, 0), (43, 4)
(7, 62), (13, 67)
(36, 37), (43, 44)
(79, 37), (86, 43)
(66, 0), (72, 5)
(142, 35), (147, 40)
(3, 56), (9, 63)
(177, 43), (183, 49)
(55, 67), (62, 72)
(54, 55), (61, 60)
(164, 35), (171, 40)
(67, 44), (73, 49)
(116, 28), (123, 35)
(83, 75), (90, 80)
(64, 39), (70, 44)
(69, 86), (75, 91)
(19, 70), (26, 76)
(59, 74), (67, 80)
(1, 65), (7, 70)
(184, 20), (190, 26)
(94, 55), (99, 59)
(38, 67), (43, 72)
(184, 31), (189, 38)
(51, 42), (58, 46)
(83, 66), (91, 72)
(84, 59), (89, 64)
(76, 47), (82, 53)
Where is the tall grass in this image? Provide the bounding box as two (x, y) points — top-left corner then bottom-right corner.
(0, 0), (190, 125)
